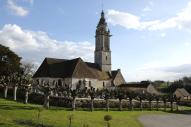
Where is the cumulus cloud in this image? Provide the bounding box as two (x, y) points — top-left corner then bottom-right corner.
(7, 0), (30, 16)
(107, 1), (191, 31)
(0, 24), (94, 67)
(126, 65), (191, 82)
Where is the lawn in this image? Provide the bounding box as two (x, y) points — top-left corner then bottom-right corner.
(0, 98), (170, 127)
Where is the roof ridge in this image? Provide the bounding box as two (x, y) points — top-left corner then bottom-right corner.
(71, 58), (82, 77)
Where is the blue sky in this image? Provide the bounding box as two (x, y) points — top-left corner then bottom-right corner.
(1, 0), (191, 82)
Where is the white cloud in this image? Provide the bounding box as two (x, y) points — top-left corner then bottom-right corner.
(7, 0), (29, 16)
(0, 24), (94, 67)
(126, 63), (191, 82)
(107, 1), (191, 31)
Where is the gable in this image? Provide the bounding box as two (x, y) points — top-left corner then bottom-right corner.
(112, 69), (126, 86)
(72, 58), (97, 79)
(175, 88), (190, 97)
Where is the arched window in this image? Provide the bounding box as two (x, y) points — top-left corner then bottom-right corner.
(103, 82), (105, 87)
(89, 81), (91, 87)
(79, 80), (82, 85)
(58, 79), (62, 86)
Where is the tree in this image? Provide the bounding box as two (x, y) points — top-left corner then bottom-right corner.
(38, 81), (54, 109)
(0, 44), (21, 76)
(146, 93), (155, 110)
(137, 92), (145, 111)
(0, 44), (22, 99)
(155, 95), (160, 111)
(174, 95), (181, 111)
(115, 89), (126, 111)
(168, 80), (183, 93)
(102, 89), (111, 112)
(0, 75), (10, 98)
(126, 91), (137, 111)
(88, 87), (96, 112)
(162, 95), (168, 111)
(67, 114), (74, 127)
(20, 63), (34, 104)
(70, 89), (78, 111)
(104, 115), (112, 127)
(11, 72), (22, 101)
(20, 76), (33, 104)
(168, 94), (175, 112)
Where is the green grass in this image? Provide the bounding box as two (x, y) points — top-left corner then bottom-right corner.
(0, 98), (182, 127)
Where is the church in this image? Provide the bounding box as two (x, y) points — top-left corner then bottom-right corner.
(33, 11), (126, 89)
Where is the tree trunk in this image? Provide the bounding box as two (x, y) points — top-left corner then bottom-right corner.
(156, 100), (159, 111)
(107, 122), (110, 127)
(149, 100), (152, 110)
(129, 98), (133, 111)
(13, 86), (18, 101)
(140, 99), (143, 111)
(44, 95), (49, 109)
(164, 101), (167, 111)
(170, 101), (173, 111)
(119, 99), (122, 111)
(69, 119), (72, 127)
(106, 99), (109, 112)
(72, 98), (76, 111)
(91, 99), (94, 112)
(4, 86), (8, 98)
(25, 91), (29, 104)
(176, 101), (179, 111)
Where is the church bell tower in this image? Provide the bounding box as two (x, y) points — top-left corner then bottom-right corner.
(95, 11), (112, 72)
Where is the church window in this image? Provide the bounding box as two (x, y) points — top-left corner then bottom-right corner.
(103, 82), (105, 87)
(79, 80), (82, 85)
(89, 81), (91, 87)
(106, 56), (107, 60)
(53, 80), (55, 85)
(58, 79), (62, 86)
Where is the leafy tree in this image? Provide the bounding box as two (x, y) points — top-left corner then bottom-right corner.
(104, 115), (112, 127)
(0, 44), (21, 76)
(168, 80), (183, 93)
(0, 44), (22, 99)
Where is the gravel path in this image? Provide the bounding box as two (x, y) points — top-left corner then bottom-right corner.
(139, 114), (191, 127)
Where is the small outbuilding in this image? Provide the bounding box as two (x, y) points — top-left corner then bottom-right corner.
(173, 88), (191, 100)
(118, 81), (160, 95)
